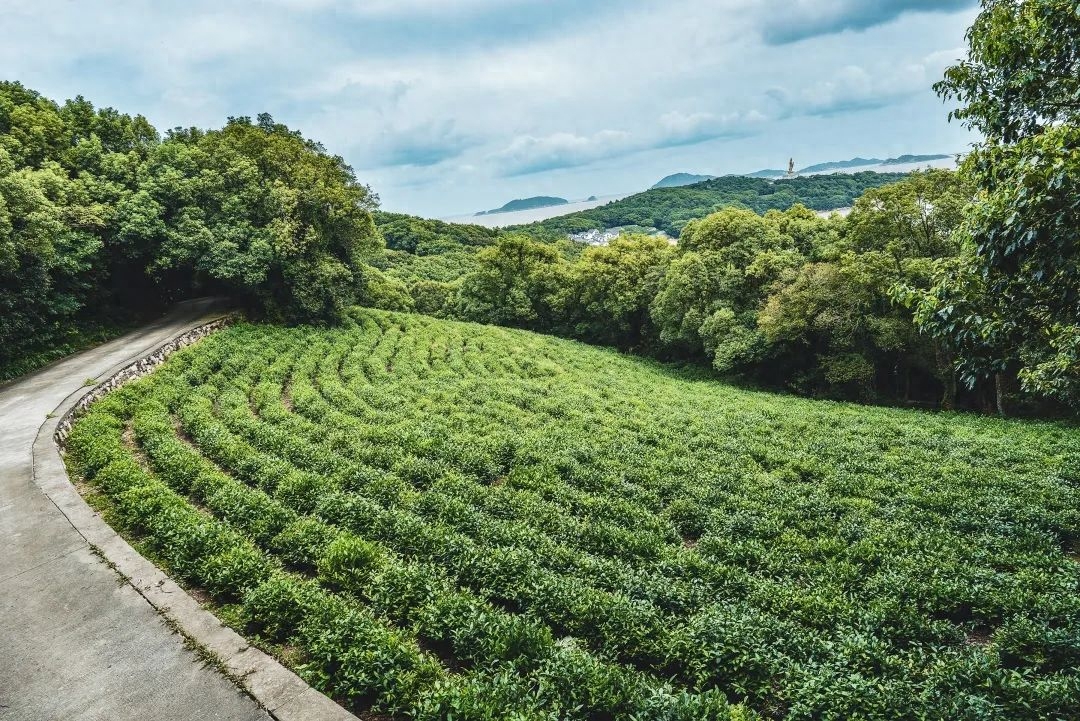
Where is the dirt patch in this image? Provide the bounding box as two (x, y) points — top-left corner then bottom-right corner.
(964, 626), (993, 647)
(121, 422), (153, 469)
(282, 377), (295, 412)
(187, 586), (212, 605)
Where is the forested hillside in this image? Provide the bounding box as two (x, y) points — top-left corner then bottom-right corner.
(0, 82), (381, 379)
(513, 172), (906, 236)
(437, 170), (998, 409)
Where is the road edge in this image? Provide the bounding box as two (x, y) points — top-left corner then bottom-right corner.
(30, 313), (356, 721)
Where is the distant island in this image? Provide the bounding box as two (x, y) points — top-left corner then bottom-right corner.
(798, 157), (884, 174)
(651, 173), (717, 189)
(476, 196), (568, 215)
(881, 153), (951, 165)
(587, 195), (598, 201)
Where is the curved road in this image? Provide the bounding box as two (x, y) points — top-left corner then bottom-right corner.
(0, 300), (268, 721)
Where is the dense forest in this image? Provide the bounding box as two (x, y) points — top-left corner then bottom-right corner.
(512, 172), (908, 236)
(0, 82), (382, 379)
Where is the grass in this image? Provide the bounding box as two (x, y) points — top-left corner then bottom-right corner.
(64, 309), (1080, 720)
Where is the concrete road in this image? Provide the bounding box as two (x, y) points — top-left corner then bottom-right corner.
(0, 300), (268, 721)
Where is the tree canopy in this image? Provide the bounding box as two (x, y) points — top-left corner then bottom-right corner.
(911, 0), (1080, 406)
(0, 83), (382, 375)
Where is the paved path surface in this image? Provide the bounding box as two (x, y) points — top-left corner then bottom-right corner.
(0, 300), (269, 721)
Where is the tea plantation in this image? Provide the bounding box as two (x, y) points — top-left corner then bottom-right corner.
(66, 310), (1080, 720)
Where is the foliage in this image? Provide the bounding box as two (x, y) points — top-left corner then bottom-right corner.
(131, 115), (382, 323)
(557, 233), (674, 348)
(356, 265), (415, 313)
(455, 235), (566, 328)
(0, 82), (382, 376)
(67, 311), (1080, 719)
(913, 0), (1080, 406)
(375, 211), (497, 255)
(440, 172), (987, 406)
(0, 318), (131, 383)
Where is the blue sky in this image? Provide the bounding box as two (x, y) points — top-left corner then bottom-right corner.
(2, 0), (979, 217)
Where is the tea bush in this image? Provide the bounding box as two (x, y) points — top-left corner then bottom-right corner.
(66, 309), (1080, 719)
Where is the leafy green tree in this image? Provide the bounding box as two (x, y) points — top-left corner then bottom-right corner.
(407, 279), (458, 317)
(0, 151), (103, 367)
(456, 234), (566, 328)
(651, 207), (802, 366)
(356, 265), (415, 312)
(845, 169), (969, 262)
(838, 170), (971, 405)
(908, 0), (1080, 407)
(759, 254), (913, 400)
(122, 115), (381, 322)
(0, 82), (69, 168)
(561, 233), (673, 348)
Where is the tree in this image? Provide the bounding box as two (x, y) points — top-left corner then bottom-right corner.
(562, 233), (673, 348)
(651, 207), (802, 367)
(844, 169), (969, 262)
(456, 234), (566, 329)
(759, 254), (913, 401)
(917, 0), (1080, 406)
(0, 150), (103, 367)
(122, 115), (382, 323)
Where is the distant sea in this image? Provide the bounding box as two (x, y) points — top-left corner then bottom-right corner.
(443, 193), (632, 228)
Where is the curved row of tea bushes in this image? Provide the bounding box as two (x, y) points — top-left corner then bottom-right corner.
(65, 309), (1080, 720)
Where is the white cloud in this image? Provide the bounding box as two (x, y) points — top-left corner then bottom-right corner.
(0, 0), (979, 215)
(493, 130), (634, 176)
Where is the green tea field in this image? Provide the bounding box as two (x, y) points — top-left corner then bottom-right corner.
(66, 310), (1080, 720)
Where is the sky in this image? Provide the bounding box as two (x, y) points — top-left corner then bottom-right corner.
(1, 0), (980, 217)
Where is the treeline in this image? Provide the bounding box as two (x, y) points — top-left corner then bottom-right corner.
(377, 0), (1080, 413)
(0, 81), (381, 377)
(397, 170), (994, 408)
(512, 172), (908, 236)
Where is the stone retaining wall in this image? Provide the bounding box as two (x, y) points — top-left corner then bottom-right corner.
(55, 315), (236, 448)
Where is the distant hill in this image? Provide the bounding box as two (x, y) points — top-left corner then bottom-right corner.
(799, 157), (883, 174)
(651, 173), (717, 189)
(881, 153), (952, 165)
(510, 171), (908, 237)
(477, 196), (568, 215)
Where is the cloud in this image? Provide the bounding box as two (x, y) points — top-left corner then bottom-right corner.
(657, 110), (767, 147)
(0, 0), (979, 215)
(763, 49), (960, 119)
(493, 110), (770, 176)
(756, 0), (977, 44)
(493, 130), (634, 176)
(362, 121), (475, 168)
(265, 0), (537, 15)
